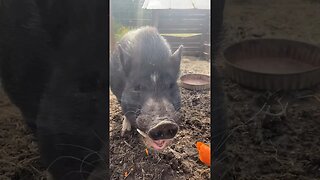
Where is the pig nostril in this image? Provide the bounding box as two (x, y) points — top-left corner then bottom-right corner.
(152, 131), (163, 139)
(169, 129), (173, 135)
(156, 132), (162, 138)
(149, 122), (179, 140)
(168, 128), (177, 137)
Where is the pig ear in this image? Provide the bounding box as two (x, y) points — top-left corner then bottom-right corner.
(118, 44), (131, 76)
(171, 45), (183, 69)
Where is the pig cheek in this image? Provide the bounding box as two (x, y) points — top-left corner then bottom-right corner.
(136, 116), (150, 132)
(172, 92), (181, 111)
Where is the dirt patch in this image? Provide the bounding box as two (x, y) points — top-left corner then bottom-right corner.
(109, 56), (211, 180)
(0, 90), (46, 180)
(219, 81), (320, 179)
(218, 0), (320, 179)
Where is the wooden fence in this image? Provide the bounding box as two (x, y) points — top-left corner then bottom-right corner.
(111, 8), (210, 59)
(153, 9), (210, 58)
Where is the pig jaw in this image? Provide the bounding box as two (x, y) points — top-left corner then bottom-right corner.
(145, 138), (173, 151)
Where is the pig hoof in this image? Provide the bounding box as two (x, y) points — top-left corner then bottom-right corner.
(121, 116), (131, 136)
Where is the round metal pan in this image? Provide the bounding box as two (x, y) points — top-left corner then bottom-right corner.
(180, 74), (210, 90)
(223, 39), (320, 90)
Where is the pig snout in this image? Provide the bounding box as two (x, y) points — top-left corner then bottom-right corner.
(148, 120), (179, 140)
(135, 97), (180, 150)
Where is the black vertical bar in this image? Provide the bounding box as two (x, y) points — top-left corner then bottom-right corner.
(211, 0), (227, 179)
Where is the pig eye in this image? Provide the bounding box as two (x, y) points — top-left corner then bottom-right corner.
(133, 84), (144, 92)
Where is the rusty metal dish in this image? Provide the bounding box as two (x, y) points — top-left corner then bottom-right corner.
(180, 74), (210, 90)
(223, 39), (320, 90)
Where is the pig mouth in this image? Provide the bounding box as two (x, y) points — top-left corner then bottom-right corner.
(148, 139), (171, 150)
(137, 129), (172, 151)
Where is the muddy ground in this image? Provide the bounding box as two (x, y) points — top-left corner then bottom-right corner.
(219, 0), (320, 179)
(0, 89), (46, 180)
(1, 0), (320, 179)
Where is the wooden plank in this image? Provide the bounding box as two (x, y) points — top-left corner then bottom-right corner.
(158, 9), (209, 14)
(117, 18), (152, 22)
(203, 52), (211, 60)
(202, 33), (210, 40)
(171, 46), (202, 50)
(159, 23), (206, 29)
(171, 45), (201, 50)
(182, 51), (201, 56)
(203, 44), (211, 52)
(160, 14), (208, 18)
(171, 46), (201, 51)
(159, 22), (207, 28)
(168, 42), (202, 46)
(157, 14), (208, 33)
(159, 18), (206, 22)
(158, 10), (208, 14)
(117, 19), (152, 27)
(161, 35), (202, 42)
(159, 17), (206, 24)
(158, 10), (209, 17)
(202, 42), (211, 60)
(158, 28), (204, 34)
(169, 43), (202, 49)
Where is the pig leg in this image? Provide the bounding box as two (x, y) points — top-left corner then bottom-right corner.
(121, 116), (131, 136)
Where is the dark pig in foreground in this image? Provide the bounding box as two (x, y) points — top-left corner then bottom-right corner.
(0, 0), (107, 179)
(110, 26), (183, 151)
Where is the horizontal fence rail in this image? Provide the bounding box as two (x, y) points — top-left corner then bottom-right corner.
(155, 10), (210, 58)
(112, 8), (210, 59)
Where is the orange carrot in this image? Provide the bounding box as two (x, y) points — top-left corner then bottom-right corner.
(145, 148), (149, 156)
(196, 142), (211, 166)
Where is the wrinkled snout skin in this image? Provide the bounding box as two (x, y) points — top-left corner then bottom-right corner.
(137, 98), (180, 139)
(110, 26), (183, 149)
